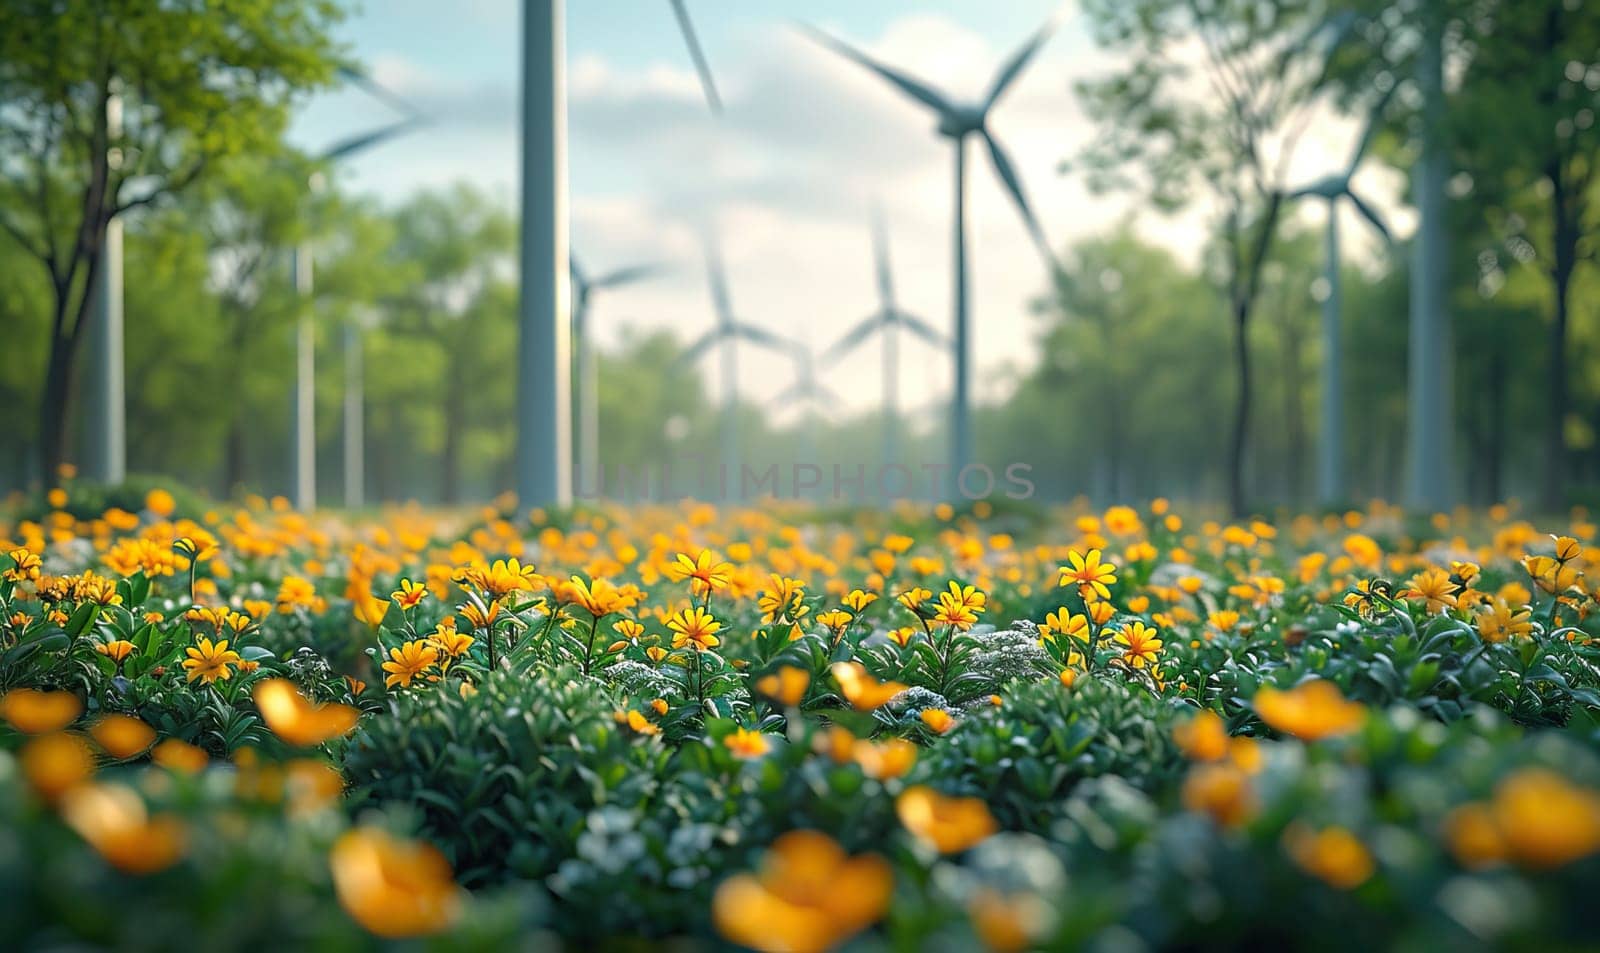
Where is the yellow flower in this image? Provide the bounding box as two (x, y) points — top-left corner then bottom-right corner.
(920, 708), (956, 734)
(1040, 608), (1088, 642)
(0, 688), (83, 733)
(88, 714), (157, 760)
(4, 547), (42, 583)
(667, 550), (733, 596)
(1253, 679), (1365, 741)
(152, 738), (208, 773)
(896, 786), (997, 854)
(933, 581), (986, 630)
(352, 588), (390, 628)
(830, 661), (908, 711)
(815, 608), (853, 633)
(391, 579), (429, 610)
(144, 488), (177, 517)
(61, 782), (187, 874)
(842, 589), (878, 612)
(624, 709), (660, 736)
(1284, 824), (1374, 889)
(1475, 598), (1533, 643)
(667, 605), (723, 651)
(253, 679), (360, 747)
(969, 888), (1048, 953)
(756, 666), (810, 707)
(712, 830), (892, 953)
(457, 558), (540, 598)
(897, 587), (933, 613)
(1173, 710), (1229, 761)
(96, 640), (137, 664)
(330, 827), (462, 938)
(613, 617), (645, 641)
(382, 641), (439, 689)
(183, 637), (242, 684)
(1403, 567), (1459, 614)
(21, 731), (96, 800)
(725, 727), (771, 759)
(1487, 768), (1600, 869)
(427, 625), (476, 659)
(1182, 763), (1255, 828)
(1059, 548), (1117, 600)
(1112, 621), (1163, 669)
(853, 737), (918, 780)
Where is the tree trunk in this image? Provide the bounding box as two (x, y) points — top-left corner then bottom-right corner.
(1228, 300), (1251, 517)
(1541, 158), (1575, 512)
(441, 366), (465, 503)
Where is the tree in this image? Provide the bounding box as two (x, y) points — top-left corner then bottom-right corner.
(1074, 0), (1340, 515)
(1454, 0), (1600, 509)
(0, 0), (344, 487)
(383, 186), (516, 502)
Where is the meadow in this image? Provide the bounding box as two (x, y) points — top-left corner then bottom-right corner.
(2, 483), (1599, 951)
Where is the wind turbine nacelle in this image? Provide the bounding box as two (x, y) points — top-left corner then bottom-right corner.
(1298, 176), (1349, 201)
(938, 105), (988, 138)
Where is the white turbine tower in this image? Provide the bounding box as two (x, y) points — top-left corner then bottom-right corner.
(287, 67), (421, 510)
(678, 233), (793, 495)
(517, 0), (720, 509)
(821, 209), (945, 470)
(570, 254), (662, 491)
(803, 11), (1062, 491)
(1286, 85), (1394, 506)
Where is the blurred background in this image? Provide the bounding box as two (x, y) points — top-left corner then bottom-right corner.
(1, 0), (1596, 511)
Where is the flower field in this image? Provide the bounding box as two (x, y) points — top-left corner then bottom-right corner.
(3, 487), (1600, 950)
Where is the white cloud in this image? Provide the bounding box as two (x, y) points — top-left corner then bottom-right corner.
(311, 8), (1407, 421)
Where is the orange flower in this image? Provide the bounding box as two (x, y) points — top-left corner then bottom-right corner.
(352, 588), (390, 628)
(21, 732), (96, 800)
(331, 827), (462, 937)
(391, 579), (429, 611)
(1284, 824), (1374, 889)
(88, 714), (157, 759)
(712, 830), (892, 953)
(896, 786), (997, 854)
(1173, 710), (1229, 761)
(152, 738), (208, 773)
(920, 708), (956, 734)
(1182, 763), (1255, 828)
(61, 782), (187, 874)
(725, 727), (771, 760)
(253, 679), (361, 747)
(756, 666), (810, 707)
(0, 688), (82, 733)
(830, 661), (908, 711)
(1253, 680), (1365, 741)
(853, 738), (918, 780)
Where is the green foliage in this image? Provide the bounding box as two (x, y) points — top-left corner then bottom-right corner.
(341, 663), (668, 887)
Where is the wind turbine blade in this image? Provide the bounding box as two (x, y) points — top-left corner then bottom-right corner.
(732, 323), (792, 352)
(897, 312), (947, 349)
(870, 205), (896, 309)
(1347, 84), (1397, 171)
(569, 254), (589, 292)
(676, 329), (718, 367)
(594, 263), (666, 288)
(982, 130), (1054, 265)
(337, 65), (423, 120)
(984, 7), (1065, 111)
(822, 315), (884, 363)
(768, 382), (803, 407)
(704, 239), (734, 327)
(670, 0), (723, 114)
(1344, 190), (1393, 245)
(318, 118), (420, 161)
(798, 24), (953, 116)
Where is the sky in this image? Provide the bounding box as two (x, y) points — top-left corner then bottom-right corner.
(290, 0), (1400, 423)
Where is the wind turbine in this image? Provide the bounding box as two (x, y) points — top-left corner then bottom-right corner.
(287, 66), (422, 511)
(570, 254), (662, 490)
(1287, 87), (1394, 506)
(678, 234), (793, 496)
(802, 11), (1061, 488)
(517, 1), (722, 508)
(822, 209), (946, 470)
(770, 341), (840, 480)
